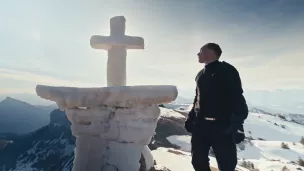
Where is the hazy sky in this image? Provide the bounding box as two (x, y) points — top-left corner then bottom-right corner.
(0, 0), (304, 98)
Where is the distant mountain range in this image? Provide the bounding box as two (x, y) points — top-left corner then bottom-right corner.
(243, 89), (304, 114)
(0, 94), (54, 106)
(0, 97), (56, 134)
(35, 103), (58, 114)
(179, 89), (304, 114)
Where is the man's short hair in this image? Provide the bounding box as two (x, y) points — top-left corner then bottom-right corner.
(204, 43), (222, 58)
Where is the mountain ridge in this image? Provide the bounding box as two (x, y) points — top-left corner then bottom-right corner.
(0, 97), (50, 134)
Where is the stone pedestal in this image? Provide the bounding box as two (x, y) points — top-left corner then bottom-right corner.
(36, 85), (178, 171)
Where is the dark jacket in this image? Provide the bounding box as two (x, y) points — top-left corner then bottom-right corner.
(186, 60), (248, 134)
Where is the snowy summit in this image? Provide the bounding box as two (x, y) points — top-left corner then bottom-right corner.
(155, 104), (304, 171)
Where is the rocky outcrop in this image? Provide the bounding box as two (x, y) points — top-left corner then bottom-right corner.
(50, 109), (71, 128)
(149, 108), (189, 150)
(139, 155), (171, 171)
(0, 140), (12, 150)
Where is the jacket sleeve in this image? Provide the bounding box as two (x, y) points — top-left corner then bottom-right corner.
(227, 67), (248, 123)
(187, 87), (197, 121)
(187, 69), (203, 121)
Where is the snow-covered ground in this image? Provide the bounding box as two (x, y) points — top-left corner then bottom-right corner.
(154, 106), (304, 171)
(238, 141), (304, 170)
(245, 113), (304, 142)
(152, 147), (249, 171)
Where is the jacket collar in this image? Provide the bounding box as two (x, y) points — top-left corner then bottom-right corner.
(205, 60), (220, 70)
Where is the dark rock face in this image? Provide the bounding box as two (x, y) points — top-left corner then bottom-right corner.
(140, 154), (171, 171)
(0, 109), (75, 171)
(158, 104), (165, 108)
(0, 140), (12, 150)
(50, 109), (71, 128)
(149, 109), (189, 150)
(139, 154), (147, 171)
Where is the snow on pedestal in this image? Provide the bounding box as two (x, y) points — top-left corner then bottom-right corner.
(36, 85), (177, 171)
(35, 16), (178, 171)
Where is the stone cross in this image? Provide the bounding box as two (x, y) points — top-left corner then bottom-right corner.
(90, 16), (144, 86)
(35, 16), (178, 171)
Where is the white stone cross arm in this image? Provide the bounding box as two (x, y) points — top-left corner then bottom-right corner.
(90, 35), (144, 50)
(89, 16), (144, 86)
(90, 16), (144, 50)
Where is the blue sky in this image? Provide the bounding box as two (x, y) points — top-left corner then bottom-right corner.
(0, 0), (304, 100)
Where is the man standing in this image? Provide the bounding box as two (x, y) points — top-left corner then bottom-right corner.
(185, 43), (248, 171)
